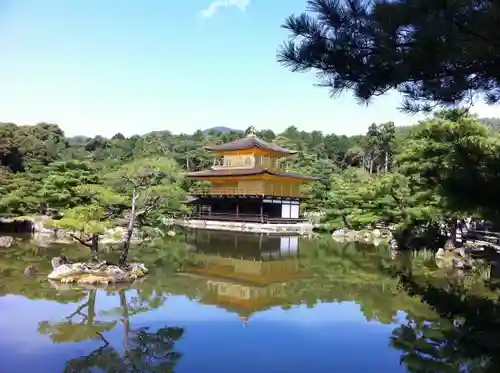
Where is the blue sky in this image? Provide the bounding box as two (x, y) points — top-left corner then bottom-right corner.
(1, 0), (499, 138)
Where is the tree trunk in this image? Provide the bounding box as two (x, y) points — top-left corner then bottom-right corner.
(87, 290), (97, 325)
(342, 214), (351, 229)
(384, 151), (389, 173)
(119, 189), (139, 266)
(119, 290), (139, 370)
(69, 233), (99, 261)
(90, 234), (99, 262)
(447, 217), (458, 246)
(119, 291), (130, 351)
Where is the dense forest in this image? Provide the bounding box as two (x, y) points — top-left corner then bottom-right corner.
(1, 110), (500, 246)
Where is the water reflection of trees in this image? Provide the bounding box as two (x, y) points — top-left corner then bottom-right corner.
(384, 267), (500, 372)
(285, 239), (500, 371)
(4, 235), (500, 371)
(283, 239), (438, 323)
(39, 289), (117, 343)
(0, 241), (88, 303)
(38, 288), (184, 372)
(0, 237), (189, 303)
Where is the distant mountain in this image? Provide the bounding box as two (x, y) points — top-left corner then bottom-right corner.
(67, 135), (90, 144)
(202, 126), (239, 135)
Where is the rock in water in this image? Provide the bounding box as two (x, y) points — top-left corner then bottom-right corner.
(331, 229), (345, 237)
(48, 263), (87, 280)
(444, 239), (455, 251)
(389, 239), (399, 250)
(452, 257), (472, 270)
(24, 265), (38, 276)
(380, 229), (393, 240)
(436, 248), (473, 270)
(345, 230), (358, 242)
(47, 261), (148, 285)
(0, 236), (13, 248)
(51, 255), (70, 269)
(454, 247), (467, 258)
(361, 231), (372, 242)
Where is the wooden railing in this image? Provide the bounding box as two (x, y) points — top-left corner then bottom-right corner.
(212, 156), (285, 170)
(192, 188), (264, 196)
(188, 212), (307, 224)
(190, 187), (302, 198)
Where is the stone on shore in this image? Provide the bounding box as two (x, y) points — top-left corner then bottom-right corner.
(48, 258), (148, 285)
(435, 247), (473, 270)
(331, 228), (393, 243)
(0, 236), (13, 248)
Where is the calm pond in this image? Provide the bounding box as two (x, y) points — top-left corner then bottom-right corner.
(0, 230), (497, 372)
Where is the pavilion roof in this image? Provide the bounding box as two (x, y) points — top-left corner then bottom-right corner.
(204, 133), (296, 155)
(185, 168), (317, 180)
(199, 293), (292, 318)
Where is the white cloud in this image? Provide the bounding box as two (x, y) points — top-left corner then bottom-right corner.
(200, 0), (250, 19)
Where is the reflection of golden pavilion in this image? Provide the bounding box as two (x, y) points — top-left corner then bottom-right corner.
(185, 230), (308, 322)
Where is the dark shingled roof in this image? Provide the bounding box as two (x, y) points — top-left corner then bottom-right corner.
(203, 135), (297, 155)
(185, 168), (318, 180)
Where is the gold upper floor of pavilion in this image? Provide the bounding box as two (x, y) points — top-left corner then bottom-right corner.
(184, 127), (317, 197)
(187, 127), (314, 176)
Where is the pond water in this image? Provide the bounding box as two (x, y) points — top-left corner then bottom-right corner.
(0, 230), (498, 372)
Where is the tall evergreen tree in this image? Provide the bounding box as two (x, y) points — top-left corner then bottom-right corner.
(277, 0), (500, 112)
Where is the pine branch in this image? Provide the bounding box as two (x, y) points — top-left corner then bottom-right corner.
(69, 233), (93, 248)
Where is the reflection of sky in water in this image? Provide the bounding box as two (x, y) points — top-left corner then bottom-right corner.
(0, 293), (406, 373)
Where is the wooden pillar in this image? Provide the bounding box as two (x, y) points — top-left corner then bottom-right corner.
(236, 202), (239, 218)
(260, 199), (264, 223)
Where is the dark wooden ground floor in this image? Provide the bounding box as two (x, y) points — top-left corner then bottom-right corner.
(182, 196), (305, 224)
(185, 229), (300, 259)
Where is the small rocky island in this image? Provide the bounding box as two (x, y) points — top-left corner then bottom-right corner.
(48, 256), (148, 285)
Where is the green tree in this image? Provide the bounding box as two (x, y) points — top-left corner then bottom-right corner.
(378, 122), (396, 173)
(364, 123), (381, 174)
(277, 0), (500, 112)
(105, 157), (185, 264)
(398, 111), (500, 223)
(36, 160), (101, 213)
(50, 184), (127, 261)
